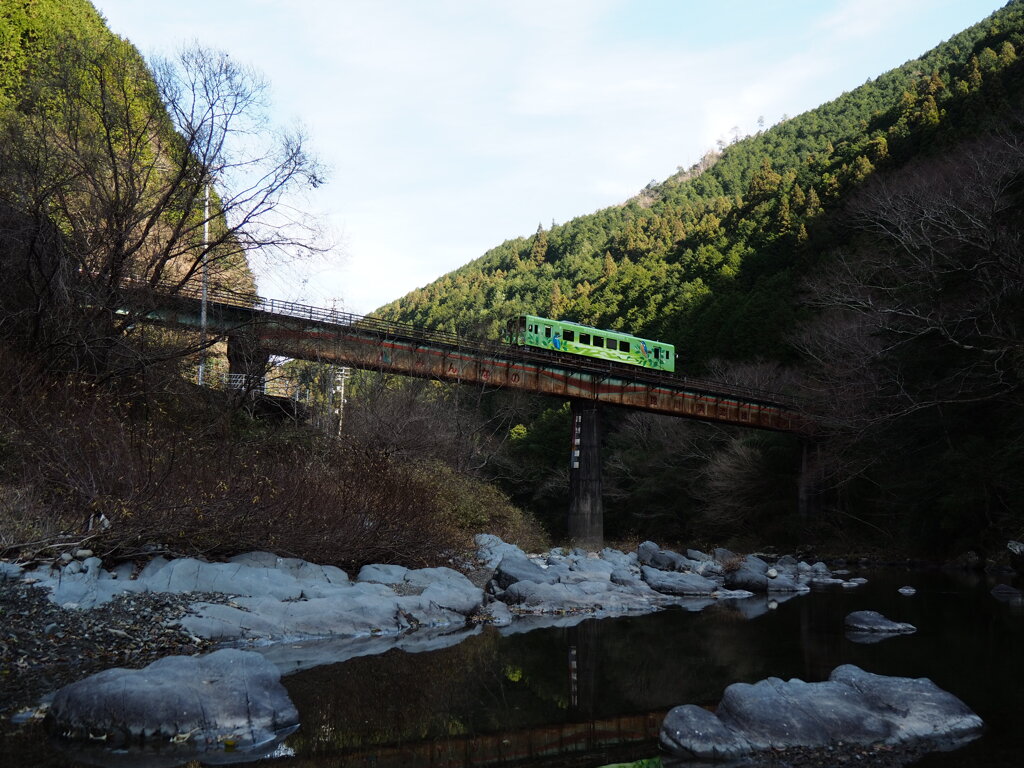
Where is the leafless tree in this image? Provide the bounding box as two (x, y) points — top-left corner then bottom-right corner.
(797, 130), (1024, 431)
(790, 128), (1024, 540)
(342, 373), (532, 475)
(0, 35), (326, 378)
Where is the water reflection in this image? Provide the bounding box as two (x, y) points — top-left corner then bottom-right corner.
(279, 596), (819, 767)
(279, 569), (1024, 768)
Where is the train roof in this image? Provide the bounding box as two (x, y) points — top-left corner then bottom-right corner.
(518, 314), (673, 348)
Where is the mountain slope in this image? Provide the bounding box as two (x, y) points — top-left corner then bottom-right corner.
(374, 2), (1024, 554)
(378, 0), (1024, 373)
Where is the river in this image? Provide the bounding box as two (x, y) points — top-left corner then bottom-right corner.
(20, 566), (1024, 766)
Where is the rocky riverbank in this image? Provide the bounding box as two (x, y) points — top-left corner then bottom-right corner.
(8, 534), (1002, 766)
(1, 535), (848, 732)
(0, 580), (220, 723)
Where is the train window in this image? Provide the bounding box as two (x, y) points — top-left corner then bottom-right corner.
(544, 326), (552, 338)
(619, 340), (630, 352)
(593, 336), (604, 348)
(564, 330), (575, 342)
(580, 333), (591, 345)
(653, 348), (661, 358)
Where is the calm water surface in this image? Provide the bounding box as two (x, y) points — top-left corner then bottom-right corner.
(18, 567), (1024, 767)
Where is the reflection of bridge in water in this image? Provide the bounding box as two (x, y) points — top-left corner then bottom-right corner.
(139, 285), (807, 545)
(288, 709), (669, 768)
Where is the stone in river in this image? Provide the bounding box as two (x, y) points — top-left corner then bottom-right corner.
(47, 648), (298, 751)
(660, 664), (982, 761)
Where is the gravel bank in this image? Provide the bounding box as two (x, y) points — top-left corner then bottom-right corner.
(0, 578), (220, 727)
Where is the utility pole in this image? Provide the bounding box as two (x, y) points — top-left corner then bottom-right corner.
(198, 182), (209, 385)
(334, 366), (350, 435)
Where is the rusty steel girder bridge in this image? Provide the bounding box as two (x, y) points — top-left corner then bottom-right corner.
(138, 285), (804, 546)
(142, 286), (800, 430)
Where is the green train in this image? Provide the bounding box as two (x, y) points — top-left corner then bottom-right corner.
(505, 315), (676, 373)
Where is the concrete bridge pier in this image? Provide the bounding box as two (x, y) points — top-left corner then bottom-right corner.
(797, 440), (823, 519)
(227, 331), (270, 392)
(568, 399), (603, 549)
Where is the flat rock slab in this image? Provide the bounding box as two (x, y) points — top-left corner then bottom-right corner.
(493, 551), (559, 589)
(660, 664), (982, 762)
(641, 565), (719, 595)
(845, 610), (917, 642)
(47, 649), (298, 751)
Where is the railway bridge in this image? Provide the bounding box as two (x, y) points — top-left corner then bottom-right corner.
(139, 286), (804, 547)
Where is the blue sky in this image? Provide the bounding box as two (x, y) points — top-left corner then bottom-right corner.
(91, 0), (1008, 315)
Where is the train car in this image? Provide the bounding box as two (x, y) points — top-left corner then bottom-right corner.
(505, 315), (676, 372)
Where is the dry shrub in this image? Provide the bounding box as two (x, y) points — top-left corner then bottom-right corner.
(0, 484), (75, 554)
(0, 361), (539, 571)
(32, 429), (469, 571)
(720, 553), (746, 573)
(413, 462), (549, 554)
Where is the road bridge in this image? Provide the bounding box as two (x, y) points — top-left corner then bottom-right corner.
(138, 285), (804, 546)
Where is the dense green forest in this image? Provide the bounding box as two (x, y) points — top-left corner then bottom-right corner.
(376, 1), (1024, 557)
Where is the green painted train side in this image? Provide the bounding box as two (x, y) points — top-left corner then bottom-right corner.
(507, 315), (676, 373)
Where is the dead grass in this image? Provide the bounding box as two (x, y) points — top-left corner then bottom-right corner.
(0, 363), (546, 572)
(0, 484), (76, 555)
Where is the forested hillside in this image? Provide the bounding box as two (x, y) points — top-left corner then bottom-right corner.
(379, 2), (1021, 366)
(378, 1), (1024, 556)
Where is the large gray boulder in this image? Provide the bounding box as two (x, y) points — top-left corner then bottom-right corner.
(47, 649), (298, 749)
(474, 533), (525, 570)
(660, 664), (982, 761)
(230, 551), (350, 586)
(638, 541), (686, 570)
(413, 567), (484, 615)
(500, 578), (666, 614)
(637, 541), (710, 574)
(599, 548), (636, 570)
(356, 563), (409, 584)
(493, 551), (558, 590)
(660, 704), (755, 761)
(179, 580), (467, 642)
(31, 551), (356, 608)
(143, 558), (306, 600)
(723, 555), (770, 591)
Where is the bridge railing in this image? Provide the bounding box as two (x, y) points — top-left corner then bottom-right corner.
(168, 281), (468, 348)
